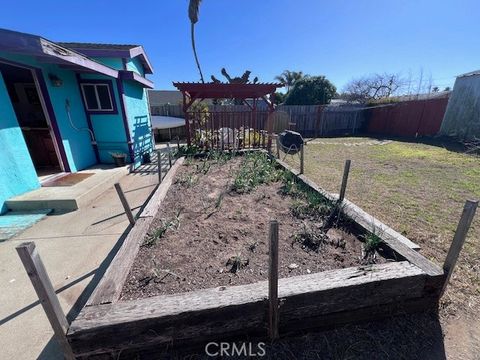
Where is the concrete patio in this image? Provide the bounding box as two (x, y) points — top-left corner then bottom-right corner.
(6, 164), (130, 213)
(0, 150), (172, 359)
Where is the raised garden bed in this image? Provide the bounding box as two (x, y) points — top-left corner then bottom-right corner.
(67, 151), (445, 358)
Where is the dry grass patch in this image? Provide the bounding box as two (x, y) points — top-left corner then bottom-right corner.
(285, 137), (480, 315)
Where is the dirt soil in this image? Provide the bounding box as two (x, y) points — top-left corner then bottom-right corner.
(121, 157), (387, 300)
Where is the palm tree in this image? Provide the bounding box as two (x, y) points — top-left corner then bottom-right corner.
(188, 0), (205, 83)
(275, 70), (305, 92)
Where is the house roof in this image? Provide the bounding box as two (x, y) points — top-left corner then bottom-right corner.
(148, 90), (183, 106)
(457, 70), (480, 78)
(57, 42), (139, 50)
(0, 28), (153, 88)
(57, 42), (154, 74)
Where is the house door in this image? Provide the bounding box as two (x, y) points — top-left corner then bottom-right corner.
(0, 62), (63, 178)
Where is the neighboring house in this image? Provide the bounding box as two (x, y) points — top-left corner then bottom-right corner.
(0, 28), (154, 214)
(148, 90), (183, 107)
(440, 70), (480, 140)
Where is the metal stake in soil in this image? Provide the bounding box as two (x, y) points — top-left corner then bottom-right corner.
(114, 183), (136, 226)
(167, 142), (172, 168)
(339, 159), (351, 202)
(157, 150), (162, 183)
(268, 220), (280, 340)
(441, 199), (478, 296)
(300, 143), (305, 174)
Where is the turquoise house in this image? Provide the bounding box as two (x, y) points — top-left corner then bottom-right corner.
(0, 28), (155, 214)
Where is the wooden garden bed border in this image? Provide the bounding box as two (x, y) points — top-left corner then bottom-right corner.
(67, 152), (446, 357)
(86, 157), (185, 306)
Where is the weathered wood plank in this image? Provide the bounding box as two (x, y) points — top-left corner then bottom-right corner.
(341, 199), (442, 276)
(86, 217), (151, 306)
(268, 220), (279, 340)
(274, 157), (423, 252)
(86, 157), (185, 306)
(338, 159), (351, 202)
(280, 295), (438, 335)
(441, 199), (478, 296)
(140, 157), (184, 218)
(114, 183), (135, 226)
(68, 262), (425, 356)
(75, 296), (436, 359)
(297, 170), (422, 251)
(16, 242), (75, 360)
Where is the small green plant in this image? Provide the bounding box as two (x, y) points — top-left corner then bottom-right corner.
(247, 241), (258, 253)
(226, 254), (249, 273)
(143, 211), (181, 247)
(207, 150), (232, 164)
(175, 144), (200, 157)
(363, 232), (382, 253)
(232, 152), (283, 193)
(177, 173), (199, 188)
(293, 224), (329, 253)
(195, 160), (211, 174)
(280, 171), (298, 196)
(215, 191), (225, 209)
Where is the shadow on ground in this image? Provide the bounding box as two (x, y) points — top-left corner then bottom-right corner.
(86, 310), (445, 360)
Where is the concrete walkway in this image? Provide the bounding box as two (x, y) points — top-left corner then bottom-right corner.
(0, 158), (165, 359)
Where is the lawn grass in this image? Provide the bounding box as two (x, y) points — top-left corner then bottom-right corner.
(285, 137), (480, 313)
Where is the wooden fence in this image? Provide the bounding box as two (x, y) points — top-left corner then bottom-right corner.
(151, 104), (365, 139)
(186, 110), (270, 149)
(367, 97), (449, 137)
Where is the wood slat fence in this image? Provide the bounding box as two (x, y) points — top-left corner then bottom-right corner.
(367, 97), (449, 137)
(151, 104), (366, 140)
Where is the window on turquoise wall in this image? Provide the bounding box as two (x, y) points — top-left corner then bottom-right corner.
(80, 81), (117, 114)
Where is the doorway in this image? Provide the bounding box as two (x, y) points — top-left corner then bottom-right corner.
(0, 62), (63, 178)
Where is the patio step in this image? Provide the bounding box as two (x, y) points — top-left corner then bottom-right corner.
(6, 165), (129, 213)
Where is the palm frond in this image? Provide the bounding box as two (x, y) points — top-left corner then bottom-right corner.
(188, 0), (202, 24)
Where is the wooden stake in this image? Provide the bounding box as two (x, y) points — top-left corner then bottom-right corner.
(339, 159), (351, 202)
(16, 242), (75, 360)
(441, 199), (478, 297)
(268, 220), (279, 340)
(167, 142), (172, 168)
(300, 143), (305, 174)
(114, 183), (135, 226)
(157, 150), (162, 183)
(276, 137), (280, 159)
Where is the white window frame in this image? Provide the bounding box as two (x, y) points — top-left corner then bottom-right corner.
(80, 83), (114, 112)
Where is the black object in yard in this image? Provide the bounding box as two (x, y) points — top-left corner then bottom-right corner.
(142, 152), (151, 164)
(278, 130), (304, 154)
(111, 153), (127, 167)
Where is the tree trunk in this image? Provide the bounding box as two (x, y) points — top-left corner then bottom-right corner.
(191, 23), (204, 83)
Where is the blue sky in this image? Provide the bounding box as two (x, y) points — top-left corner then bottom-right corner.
(1, 0), (479, 92)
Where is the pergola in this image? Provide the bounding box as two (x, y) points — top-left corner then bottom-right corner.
(173, 82), (283, 147)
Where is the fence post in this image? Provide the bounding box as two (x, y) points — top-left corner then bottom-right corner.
(16, 242), (75, 360)
(268, 220), (279, 340)
(157, 150), (162, 183)
(441, 200), (478, 297)
(114, 183), (136, 226)
(338, 160), (351, 202)
(299, 143), (305, 174)
(167, 142), (172, 168)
